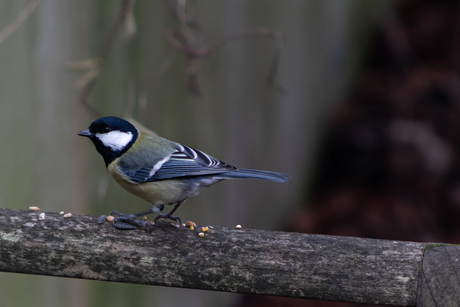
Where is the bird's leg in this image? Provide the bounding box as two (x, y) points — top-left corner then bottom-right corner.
(154, 202), (183, 225)
(106, 204), (165, 231)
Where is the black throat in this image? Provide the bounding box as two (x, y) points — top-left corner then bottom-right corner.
(90, 129), (139, 167)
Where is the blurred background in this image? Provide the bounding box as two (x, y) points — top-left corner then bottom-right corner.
(0, 0), (458, 306)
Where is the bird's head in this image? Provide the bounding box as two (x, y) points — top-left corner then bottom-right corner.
(78, 116), (139, 166)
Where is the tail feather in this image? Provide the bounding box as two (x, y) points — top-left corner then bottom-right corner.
(216, 168), (290, 183)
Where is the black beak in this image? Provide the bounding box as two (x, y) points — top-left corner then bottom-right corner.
(77, 129), (92, 137)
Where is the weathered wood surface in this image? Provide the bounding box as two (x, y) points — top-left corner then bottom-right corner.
(0, 208), (427, 305)
(417, 244), (460, 307)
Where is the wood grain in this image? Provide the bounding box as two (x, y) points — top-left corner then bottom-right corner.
(0, 208), (426, 305)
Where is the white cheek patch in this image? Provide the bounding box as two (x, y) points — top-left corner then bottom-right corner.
(96, 131), (133, 151)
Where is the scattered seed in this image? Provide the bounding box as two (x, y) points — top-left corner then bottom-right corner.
(171, 223), (180, 229)
(181, 223), (186, 227)
(59, 211), (65, 215)
(106, 215), (114, 222)
(198, 232), (204, 237)
(29, 206), (40, 211)
(235, 224), (242, 229)
(64, 213), (73, 219)
(190, 226), (194, 230)
(39, 212), (45, 220)
(202, 226), (209, 232)
(186, 221), (196, 227)
(142, 216), (147, 221)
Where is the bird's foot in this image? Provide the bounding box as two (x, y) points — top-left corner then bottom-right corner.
(154, 212), (181, 226)
(111, 211), (153, 231)
(153, 202), (183, 226)
(97, 205), (165, 232)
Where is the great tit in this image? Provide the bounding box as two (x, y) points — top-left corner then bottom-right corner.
(78, 116), (290, 230)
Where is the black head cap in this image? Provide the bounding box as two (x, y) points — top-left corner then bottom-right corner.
(78, 116), (139, 166)
(88, 116), (137, 134)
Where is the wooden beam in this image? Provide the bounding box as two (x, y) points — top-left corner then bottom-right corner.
(417, 244), (460, 306)
(0, 208), (426, 305)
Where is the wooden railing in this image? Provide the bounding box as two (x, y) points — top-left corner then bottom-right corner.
(0, 208), (457, 306)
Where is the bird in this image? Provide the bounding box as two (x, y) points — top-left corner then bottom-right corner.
(78, 116), (290, 230)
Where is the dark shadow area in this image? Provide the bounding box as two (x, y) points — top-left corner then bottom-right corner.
(243, 0), (460, 306)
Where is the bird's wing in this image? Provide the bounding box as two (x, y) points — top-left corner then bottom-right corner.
(119, 144), (237, 183)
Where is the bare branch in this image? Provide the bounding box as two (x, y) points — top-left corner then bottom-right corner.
(99, 0), (136, 60)
(0, 0), (40, 45)
(162, 0), (284, 95)
(76, 0), (136, 118)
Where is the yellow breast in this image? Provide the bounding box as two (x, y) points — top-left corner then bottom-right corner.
(107, 161), (195, 205)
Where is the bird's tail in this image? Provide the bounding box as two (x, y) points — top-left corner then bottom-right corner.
(216, 168), (290, 183)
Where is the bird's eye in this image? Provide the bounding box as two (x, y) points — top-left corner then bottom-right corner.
(104, 126), (111, 133)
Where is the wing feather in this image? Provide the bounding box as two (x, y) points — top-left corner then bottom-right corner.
(119, 144), (237, 183)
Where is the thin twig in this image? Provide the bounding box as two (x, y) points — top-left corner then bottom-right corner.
(78, 78), (102, 118)
(99, 0), (136, 60)
(0, 0), (40, 45)
(162, 0), (284, 95)
(77, 0), (136, 118)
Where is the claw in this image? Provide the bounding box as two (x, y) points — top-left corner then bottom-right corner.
(98, 215), (107, 224)
(103, 208), (160, 232)
(113, 220), (137, 230)
(112, 215), (153, 232)
(152, 202), (183, 226)
(100, 203), (178, 231)
(154, 213), (182, 225)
